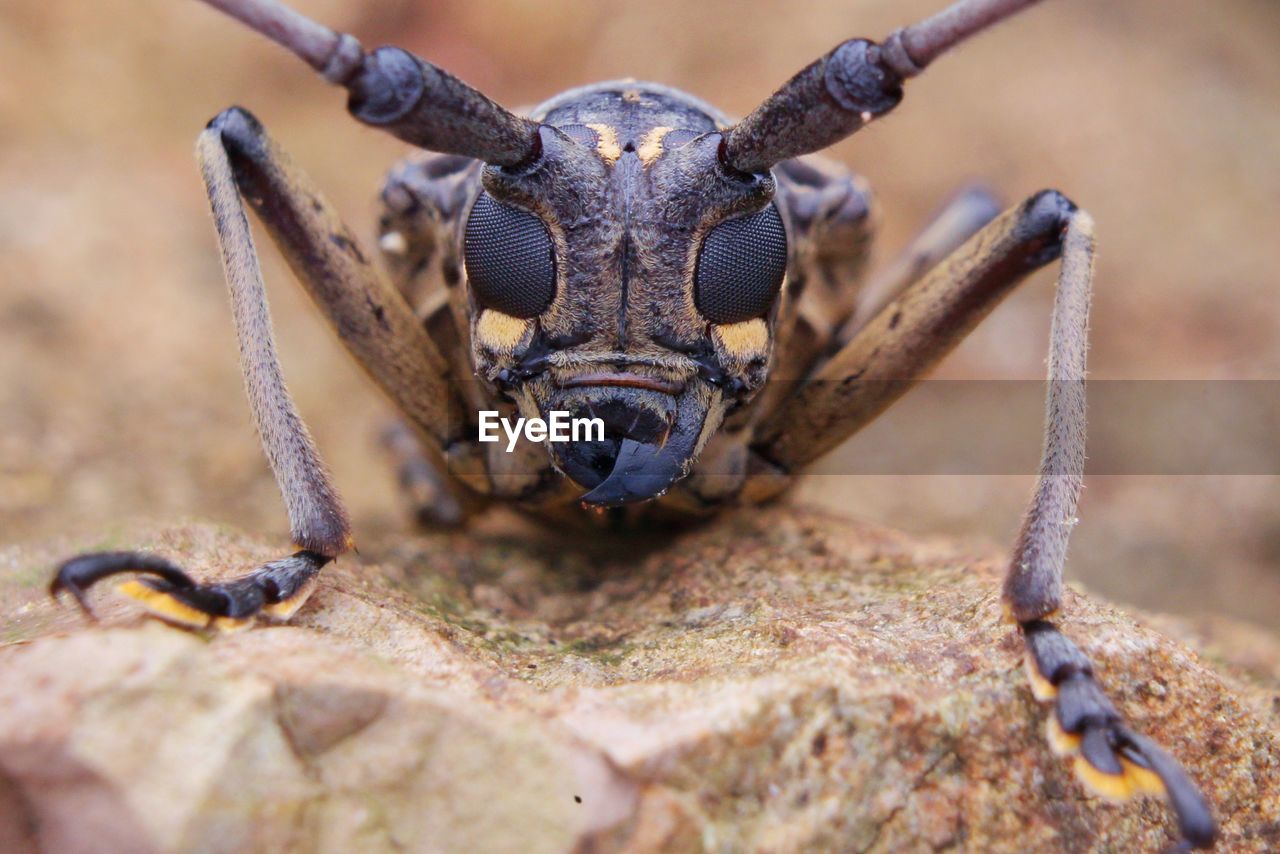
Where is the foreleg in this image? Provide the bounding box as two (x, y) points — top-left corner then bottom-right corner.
(53, 109), (470, 627)
(755, 191), (1216, 848)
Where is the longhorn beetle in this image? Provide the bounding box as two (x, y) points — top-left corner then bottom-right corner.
(51, 0), (1217, 846)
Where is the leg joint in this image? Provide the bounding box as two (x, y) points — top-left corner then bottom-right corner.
(1017, 189), (1078, 266)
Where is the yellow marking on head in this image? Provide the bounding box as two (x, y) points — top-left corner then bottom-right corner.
(584, 123), (622, 164)
(117, 580), (210, 628)
(475, 309), (532, 355)
(637, 126), (672, 166)
(1024, 651), (1058, 701)
(1046, 716), (1080, 756)
(262, 577), (319, 620)
(712, 319), (769, 361)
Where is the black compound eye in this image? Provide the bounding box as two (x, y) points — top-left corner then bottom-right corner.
(464, 192), (556, 318)
(694, 204), (788, 325)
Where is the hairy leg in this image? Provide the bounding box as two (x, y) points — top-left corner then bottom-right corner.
(53, 108), (473, 627)
(754, 191), (1216, 848)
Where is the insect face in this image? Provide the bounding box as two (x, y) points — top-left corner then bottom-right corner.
(463, 85), (789, 506)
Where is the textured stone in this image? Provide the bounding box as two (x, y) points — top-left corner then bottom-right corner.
(1, 507), (1277, 852)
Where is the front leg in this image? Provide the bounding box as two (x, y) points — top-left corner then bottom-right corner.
(53, 108), (470, 628)
(755, 192), (1216, 848)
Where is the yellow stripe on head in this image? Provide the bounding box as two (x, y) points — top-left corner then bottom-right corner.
(637, 126), (672, 166)
(475, 309), (532, 355)
(712, 318), (769, 362)
(584, 123), (622, 164)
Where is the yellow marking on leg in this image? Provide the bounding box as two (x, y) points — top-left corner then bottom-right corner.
(1073, 755), (1167, 802)
(584, 123), (622, 164)
(1074, 755), (1134, 801)
(1023, 651), (1058, 701)
(212, 616), (253, 633)
(637, 126), (672, 166)
(1121, 759), (1166, 796)
(117, 580), (211, 629)
(475, 309), (532, 355)
(1004, 599), (1059, 624)
(712, 319), (769, 362)
(1046, 716), (1081, 756)
(262, 576), (319, 620)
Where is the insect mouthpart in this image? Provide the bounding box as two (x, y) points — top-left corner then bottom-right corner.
(559, 371), (686, 395)
(543, 378), (712, 509)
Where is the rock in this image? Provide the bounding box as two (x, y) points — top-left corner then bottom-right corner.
(1, 507), (1277, 852)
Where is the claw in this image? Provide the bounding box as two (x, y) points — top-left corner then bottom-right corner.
(51, 551), (195, 620)
(50, 549), (330, 631)
(1021, 619), (1217, 849)
(1066, 722), (1215, 847)
(1117, 728), (1218, 849)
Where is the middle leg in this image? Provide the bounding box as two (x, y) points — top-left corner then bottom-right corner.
(841, 184), (1001, 339)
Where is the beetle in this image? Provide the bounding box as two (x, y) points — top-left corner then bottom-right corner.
(50, 0), (1216, 847)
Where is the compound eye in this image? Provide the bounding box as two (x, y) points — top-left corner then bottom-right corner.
(464, 192), (557, 318)
(694, 204), (788, 325)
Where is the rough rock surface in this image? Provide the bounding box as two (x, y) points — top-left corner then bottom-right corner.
(1, 507), (1277, 852)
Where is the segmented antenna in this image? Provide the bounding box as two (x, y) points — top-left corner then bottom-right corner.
(880, 0), (1041, 77)
(724, 0), (1044, 173)
(200, 0), (363, 82)
(197, 0), (540, 167)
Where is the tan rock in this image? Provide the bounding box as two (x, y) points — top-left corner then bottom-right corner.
(1, 507), (1277, 852)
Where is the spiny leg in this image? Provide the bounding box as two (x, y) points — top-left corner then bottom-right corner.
(52, 108), (471, 628)
(754, 193), (1215, 848)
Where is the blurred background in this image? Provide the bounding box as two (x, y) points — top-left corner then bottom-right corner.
(0, 0), (1277, 627)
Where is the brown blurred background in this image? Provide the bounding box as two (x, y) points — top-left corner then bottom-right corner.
(1, 0), (1277, 627)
